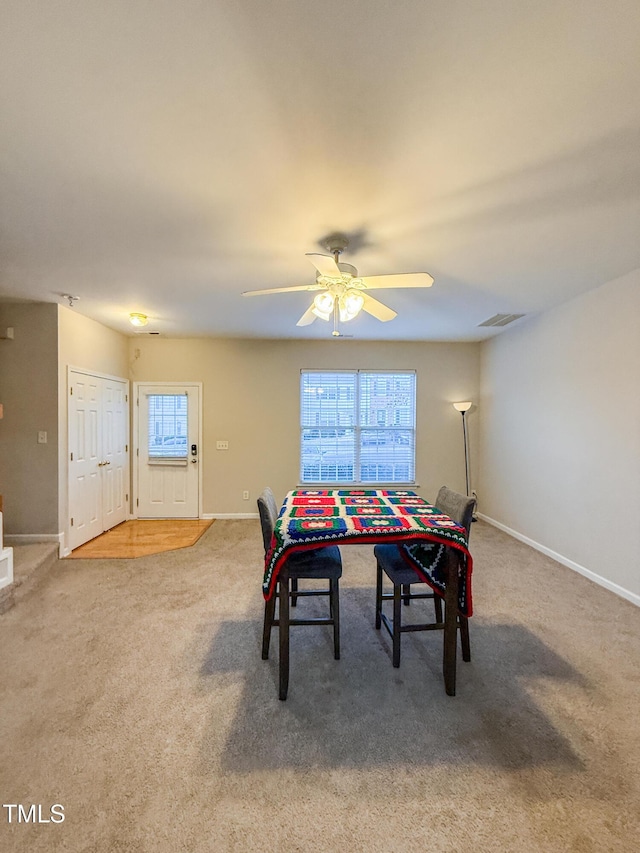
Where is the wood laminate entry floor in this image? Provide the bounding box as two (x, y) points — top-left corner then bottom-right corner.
(66, 519), (214, 559)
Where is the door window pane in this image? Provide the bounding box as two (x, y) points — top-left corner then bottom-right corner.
(147, 395), (188, 458)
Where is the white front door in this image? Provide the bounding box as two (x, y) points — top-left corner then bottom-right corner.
(136, 384), (200, 519)
(68, 370), (129, 550)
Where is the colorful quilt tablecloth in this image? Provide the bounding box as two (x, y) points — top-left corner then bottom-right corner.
(263, 489), (473, 616)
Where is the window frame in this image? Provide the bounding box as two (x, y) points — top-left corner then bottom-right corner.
(299, 369), (417, 486)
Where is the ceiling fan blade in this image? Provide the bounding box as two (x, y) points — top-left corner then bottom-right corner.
(359, 272), (434, 289)
(361, 293), (397, 322)
(296, 305), (317, 326)
(242, 283), (322, 296)
(305, 252), (342, 278)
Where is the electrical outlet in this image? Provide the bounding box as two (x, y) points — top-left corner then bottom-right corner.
(242, 490), (249, 501)
(216, 440), (229, 450)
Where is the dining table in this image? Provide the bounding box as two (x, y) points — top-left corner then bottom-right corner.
(263, 488), (474, 696)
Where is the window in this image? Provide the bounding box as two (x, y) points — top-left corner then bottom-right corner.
(147, 394), (188, 459)
(300, 371), (416, 484)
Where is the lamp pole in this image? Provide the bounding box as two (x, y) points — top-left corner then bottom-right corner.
(461, 409), (471, 497)
(453, 402), (473, 498)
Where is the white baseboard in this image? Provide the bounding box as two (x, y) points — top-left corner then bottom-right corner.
(4, 532), (64, 552)
(478, 513), (640, 608)
(205, 513), (258, 520)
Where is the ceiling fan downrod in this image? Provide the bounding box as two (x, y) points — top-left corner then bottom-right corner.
(322, 232), (349, 260)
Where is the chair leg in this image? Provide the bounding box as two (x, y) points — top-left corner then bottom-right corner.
(261, 592), (276, 660)
(442, 551), (459, 696)
(331, 578), (340, 660)
(278, 572), (290, 700)
(291, 577), (298, 607)
(434, 593), (443, 623)
(459, 614), (471, 662)
(392, 582), (402, 667)
(375, 561), (383, 629)
(402, 583), (411, 605)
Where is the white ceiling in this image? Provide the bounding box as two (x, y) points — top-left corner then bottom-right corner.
(1, 0), (639, 341)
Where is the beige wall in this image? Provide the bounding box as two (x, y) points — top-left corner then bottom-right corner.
(58, 305), (130, 379)
(58, 306), (129, 545)
(129, 338), (480, 515)
(0, 302), (59, 534)
(478, 267), (640, 601)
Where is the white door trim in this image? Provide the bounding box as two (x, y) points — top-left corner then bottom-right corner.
(67, 365), (131, 385)
(132, 381), (203, 519)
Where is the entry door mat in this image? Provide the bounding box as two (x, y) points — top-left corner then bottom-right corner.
(66, 519), (214, 559)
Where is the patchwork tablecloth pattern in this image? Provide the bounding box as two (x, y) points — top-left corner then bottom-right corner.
(263, 489), (474, 616)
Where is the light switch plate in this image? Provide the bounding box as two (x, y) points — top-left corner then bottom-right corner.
(216, 440), (229, 450)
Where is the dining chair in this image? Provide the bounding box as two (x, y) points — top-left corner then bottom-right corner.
(258, 488), (342, 700)
(374, 485), (476, 668)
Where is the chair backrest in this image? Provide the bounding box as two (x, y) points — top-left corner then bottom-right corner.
(435, 486), (476, 538)
(257, 487), (279, 554)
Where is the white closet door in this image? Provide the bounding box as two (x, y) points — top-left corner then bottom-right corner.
(101, 378), (128, 531)
(68, 371), (129, 551)
(69, 372), (103, 550)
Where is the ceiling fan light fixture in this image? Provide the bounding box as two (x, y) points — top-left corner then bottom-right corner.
(339, 289), (365, 322)
(242, 234), (434, 337)
(312, 291), (334, 321)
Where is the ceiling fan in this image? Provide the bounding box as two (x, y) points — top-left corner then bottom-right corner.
(242, 233), (434, 335)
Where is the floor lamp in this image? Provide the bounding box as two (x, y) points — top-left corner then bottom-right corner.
(453, 401), (473, 504)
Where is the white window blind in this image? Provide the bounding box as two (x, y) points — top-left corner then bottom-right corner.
(147, 394), (188, 459)
(300, 371), (416, 484)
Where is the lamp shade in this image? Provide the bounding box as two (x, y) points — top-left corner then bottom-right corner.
(129, 312), (148, 327)
(339, 290), (365, 322)
(312, 292), (334, 321)
(453, 401), (472, 413)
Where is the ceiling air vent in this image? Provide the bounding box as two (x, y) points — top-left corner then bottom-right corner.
(478, 313), (526, 327)
(134, 330), (161, 335)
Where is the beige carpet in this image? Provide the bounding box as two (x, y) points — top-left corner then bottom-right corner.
(1, 520), (639, 852)
(65, 519), (214, 559)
